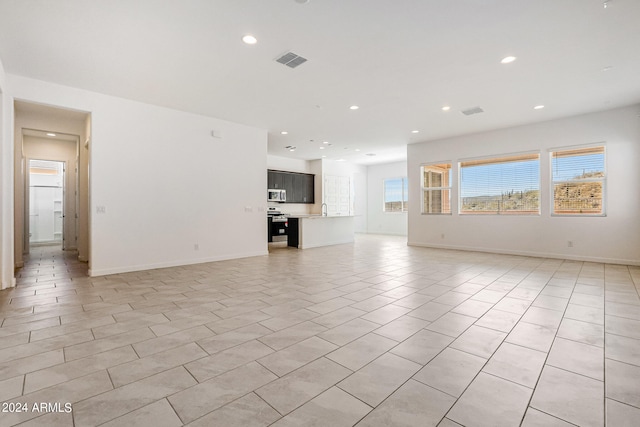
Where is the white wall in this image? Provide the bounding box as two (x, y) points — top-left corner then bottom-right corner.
(0, 56), (14, 289)
(367, 161), (408, 236)
(408, 105), (640, 265)
(8, 75), (268, 276)
(267, 155), (312, 174)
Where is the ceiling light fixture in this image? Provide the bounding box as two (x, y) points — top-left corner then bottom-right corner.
(280, 131), (288, 135)
(355, 149), (361, 152)
(500, 56), (517, 64)
(242, 35), (257, 45)
(46, 133), (56, 137)
(602, 66), (614, 72)
(411, 130), (419, 134)
(322, 141), (329, 144)
(319, 147), (325, 150)
(534, 105), (545, 110)
(349, 105), (359, 110)
(603, 0), (611, 8)
(442, 106), (451, 111)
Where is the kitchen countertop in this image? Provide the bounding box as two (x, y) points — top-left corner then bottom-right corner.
(285, 214), (354, 218)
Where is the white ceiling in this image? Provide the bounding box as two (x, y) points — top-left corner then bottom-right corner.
(1, 0), (639, 165)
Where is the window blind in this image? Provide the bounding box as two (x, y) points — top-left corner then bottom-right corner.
(551, 146), (605, 215)
(459, 153), (540, 214)
(421, 163), (452, 214)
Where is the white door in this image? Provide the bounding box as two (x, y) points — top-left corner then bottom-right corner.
(28, 160), (64, 245)
(324, 175), (351, 216)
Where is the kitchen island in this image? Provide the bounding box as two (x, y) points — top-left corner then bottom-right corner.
(286, 215), (354, 249)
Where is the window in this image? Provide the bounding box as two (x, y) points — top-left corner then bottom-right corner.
(460, 153), (540, 214)
(421, 163), (452, 214)
(551, 145), (605, 215)
(383, 177), (408, 212)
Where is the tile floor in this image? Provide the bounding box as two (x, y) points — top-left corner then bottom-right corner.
(1, 235), (639, 426)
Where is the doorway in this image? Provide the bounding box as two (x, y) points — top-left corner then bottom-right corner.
(28, 159), (65, 248)
(13, 100), (90, 271)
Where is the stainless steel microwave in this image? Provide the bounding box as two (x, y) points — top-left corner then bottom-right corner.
(268, 189), (286, 202)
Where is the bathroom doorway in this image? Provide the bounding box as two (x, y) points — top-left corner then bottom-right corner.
(28, 159), (65, 247)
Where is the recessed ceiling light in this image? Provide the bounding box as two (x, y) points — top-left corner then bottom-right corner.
(289, 148), (296, 152)
(280, 131), (288, 135)
(355, 149), (361, 152)
(46, 133), (56, 137)
(366, 153), (376, 156)
(337, 159), (346, 162)
(242, 35), (257, 45)
(411, 130), (419, 134)
(321, 155), (327, 158)
(602, 66), (614, 72)
(349, 105), (359, 110)
(319, 147), (325, 150)
(322, 141), (329, 144)
(442, 106), (451, 111)
(501, 56), (517, 64)
(534, 105), (545, 110)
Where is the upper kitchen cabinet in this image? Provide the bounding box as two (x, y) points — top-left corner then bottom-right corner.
(299, 173), (315, 203)
(267, 170), (284, 189)
(267, 170), (315, 204)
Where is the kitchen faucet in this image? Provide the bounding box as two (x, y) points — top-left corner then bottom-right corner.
(321, 203), (328, 216)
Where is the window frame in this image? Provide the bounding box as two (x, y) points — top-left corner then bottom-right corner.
(421, 162), (452, 215)
(458, 151), (541, 216)
(383, 177), (408, 213)
(550, 144), (606, 217)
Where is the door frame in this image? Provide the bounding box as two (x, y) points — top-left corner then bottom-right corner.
(20, 129), (80, 256)
(25, 158), (67, 250)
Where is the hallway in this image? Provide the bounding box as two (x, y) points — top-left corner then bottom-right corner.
(14, 245), (88, 290)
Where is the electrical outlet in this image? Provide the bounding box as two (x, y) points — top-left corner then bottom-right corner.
(96, 206), (106, 214)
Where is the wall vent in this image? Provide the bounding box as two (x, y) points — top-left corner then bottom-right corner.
(276, 52), (308, 68)
(461, 106), (484, 116)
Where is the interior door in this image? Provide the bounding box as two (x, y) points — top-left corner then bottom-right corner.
(28, 159), (64, 246)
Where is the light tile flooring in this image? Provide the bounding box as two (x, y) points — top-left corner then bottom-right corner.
(1, 235), (639, 426)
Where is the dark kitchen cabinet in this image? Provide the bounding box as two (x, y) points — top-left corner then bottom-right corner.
(267, 170), (315, 204)
(301, 174), (314, 203)
(267, 171), (284, 189)
(287, 218), (299, 247)
(283, 173), (295, 199)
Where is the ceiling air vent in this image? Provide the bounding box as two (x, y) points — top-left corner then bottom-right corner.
(276, 52), (308, 68)
(461, 106), (484, 116)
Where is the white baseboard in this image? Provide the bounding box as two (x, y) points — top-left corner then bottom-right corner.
(407, 241), (640, 266)
(88, 250), (269, 277)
